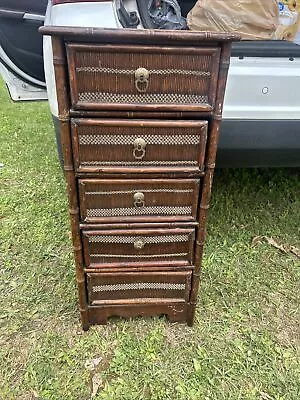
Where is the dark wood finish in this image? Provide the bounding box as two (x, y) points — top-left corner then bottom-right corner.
(40, 26), (240, 44)
(40, 26), (239, 329)
(82, 228), (195, 268)
(75, 169), (205, 179)
(67, 43), (220, 112)
(71, 119), (208, 174)
(88, 303), (190, 325)
(51, 35), (89, 331)
(85, 265), (194, 274)
(78, 179), (200, 223)
(87, 271), (192, 305)
(80, 221), (198, 230)
(70, 110), (214, 119)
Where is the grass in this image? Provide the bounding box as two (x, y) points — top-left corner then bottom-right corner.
(0, 77), (299, 400)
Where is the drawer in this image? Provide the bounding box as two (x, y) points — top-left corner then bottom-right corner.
(66, 43), (220, 111)
(87, 271), (192, 305)
(82, 228), (195, 268)
(72, 119), (207, 173)
(79, 179), (200, 223)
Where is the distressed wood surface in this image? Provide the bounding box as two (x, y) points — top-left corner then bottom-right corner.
(40, 27), (239, 329)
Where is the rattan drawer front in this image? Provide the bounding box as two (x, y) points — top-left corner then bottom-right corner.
(87, 271), (192, 305)
(72, 119), (207, 173)
(67, 43), (220, 112)
(82, 228), (195, 268)
(79, 179), (200, 223)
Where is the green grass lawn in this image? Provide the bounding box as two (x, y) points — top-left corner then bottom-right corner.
(0, 78), (299, 400)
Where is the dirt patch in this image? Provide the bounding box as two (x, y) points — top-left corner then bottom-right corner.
(163, 323), (195, 346)
(262, 292), (300, 347)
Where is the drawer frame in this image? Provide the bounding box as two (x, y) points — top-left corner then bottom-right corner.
(71, 118), (208, 174)
(67, 43), (221, 112)
(87, 270), (192, 305)
(82, 228), (195, 269)
(78, 178), (200, 223)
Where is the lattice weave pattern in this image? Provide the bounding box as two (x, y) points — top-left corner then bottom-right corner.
(88, 234), (190, 244)
(79, 134), (200, 146)
(86, 188), (193, 195)
(81, 160), (198, 166)
(78, 92), (208, 104)
(86, 206), (192, 217)
(76, 66), (211, 77)
(90, 253), (187, 259)
(92, 282), (186, 292)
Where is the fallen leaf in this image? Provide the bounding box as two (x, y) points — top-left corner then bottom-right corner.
(85, 357), (102, 371)
(264, 237), (288, 254)
(290, 246), (300, 259)
(91, 373), (102, 398)
(32, 391), (45, 400)
(252, 236), (300, 259)
(193, 358), (201, 373)
(85, 351), (115, 399)
(85, 357), (104, 399)
(260, 392), (273, 400)
(251, 236), (264, 247)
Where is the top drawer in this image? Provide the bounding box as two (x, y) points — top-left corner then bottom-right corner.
(66, 44), (220, 112)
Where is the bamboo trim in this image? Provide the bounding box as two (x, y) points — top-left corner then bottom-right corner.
(40, 26), (240, 44)
(189, 43), (233, 321)
(51, 36), (89, 331)
(42, 28), (238, 328)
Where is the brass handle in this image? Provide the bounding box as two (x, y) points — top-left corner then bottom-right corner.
(133, 138), (146, 160)
(133, 192), (145, 208)
(135, 67), (150, 93)
(134, 239), (145, 250)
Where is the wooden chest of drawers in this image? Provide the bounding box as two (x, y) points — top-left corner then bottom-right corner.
(40, 26), (239, 330)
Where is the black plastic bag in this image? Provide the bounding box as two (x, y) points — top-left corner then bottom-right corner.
(148, 0), (187, 30)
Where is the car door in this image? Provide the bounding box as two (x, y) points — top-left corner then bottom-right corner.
(0, 0), (48, 100)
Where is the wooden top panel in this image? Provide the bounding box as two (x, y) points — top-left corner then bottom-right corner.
(39, 26), (241, 46)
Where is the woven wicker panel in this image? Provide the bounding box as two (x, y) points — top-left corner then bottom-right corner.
(72, 119), (207, 172)
(79, 179), (200, 222)
(67, 44), (220, 110)
(82, 228), (195, 267)
(87, 271), (192, 304)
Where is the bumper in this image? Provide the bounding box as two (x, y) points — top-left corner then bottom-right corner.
(217, 119), (300, 167)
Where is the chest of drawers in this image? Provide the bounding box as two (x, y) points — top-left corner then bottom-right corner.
(40, 26), (239, 330)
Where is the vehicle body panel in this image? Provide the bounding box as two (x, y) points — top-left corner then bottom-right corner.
(0, 0), (48, 99)
(0, 0), (299, 167)
(224, 57), (300, 120)
(44, 1), (120, 117)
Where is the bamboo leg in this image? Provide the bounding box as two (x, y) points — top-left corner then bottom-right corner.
(189, 43), (233, 326)
(52, 37), (89, 330)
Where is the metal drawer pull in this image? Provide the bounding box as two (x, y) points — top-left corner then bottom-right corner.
(134, 239), (145, 250)
(133, 138), (146, 160)
(135, 67), (150, 93)
(133, 192), (145, 208)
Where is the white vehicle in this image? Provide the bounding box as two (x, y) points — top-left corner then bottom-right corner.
(0, 0), (299, 167)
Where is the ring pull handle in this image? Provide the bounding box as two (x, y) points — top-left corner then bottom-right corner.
(133, 138), (146, 160)
(133, 192), (145, 208)
(134, 239), (145, 250)
(135, 67), (150, 93)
